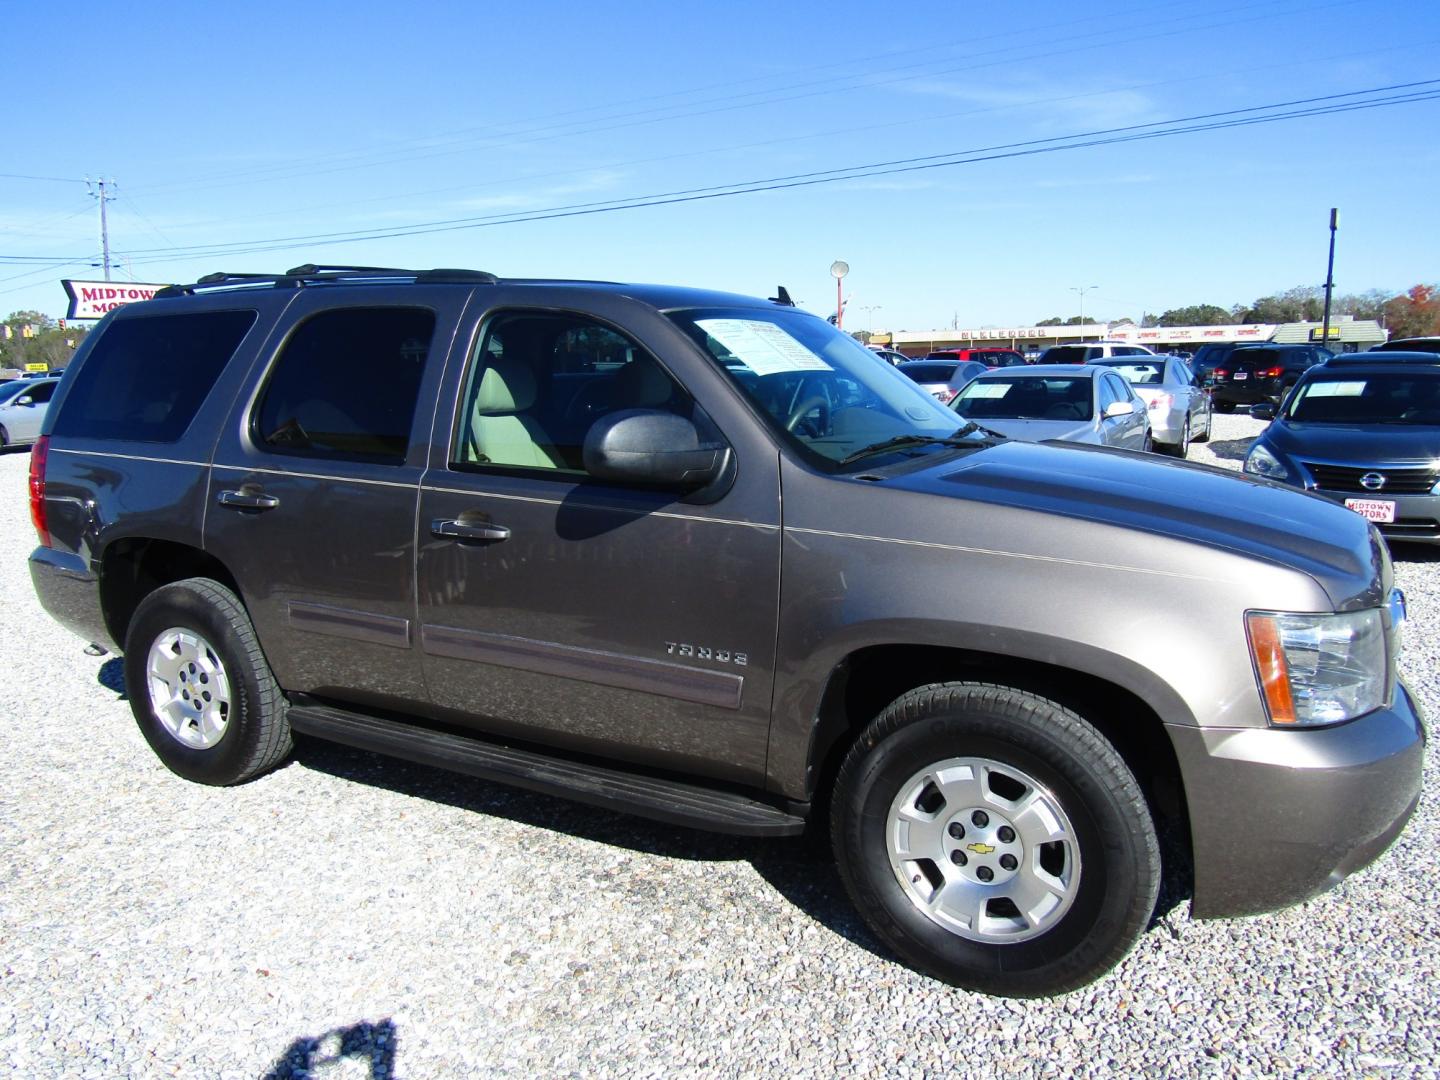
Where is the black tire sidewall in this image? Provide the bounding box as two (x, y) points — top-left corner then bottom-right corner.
(123, 581), (274, 785)
(836, 692), (1156, 997)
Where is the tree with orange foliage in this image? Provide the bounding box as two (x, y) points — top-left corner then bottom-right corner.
(1382, 285), (1440, 339)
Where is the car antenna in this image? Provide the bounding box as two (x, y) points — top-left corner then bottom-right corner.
(769, 286), (795, 307)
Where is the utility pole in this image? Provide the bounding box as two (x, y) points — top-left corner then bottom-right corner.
(87, 177), (117, 281)
(1320, 208), (1338, 349)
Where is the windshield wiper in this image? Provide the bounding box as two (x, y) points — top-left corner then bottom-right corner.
(839, 424), (995, 465)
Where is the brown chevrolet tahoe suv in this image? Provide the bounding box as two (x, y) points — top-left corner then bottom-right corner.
(29, 265), (1423, 997)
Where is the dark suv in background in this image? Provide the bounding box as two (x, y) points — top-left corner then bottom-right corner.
(27, 265), (1423, 998)
(1208, 343), (1332, 411)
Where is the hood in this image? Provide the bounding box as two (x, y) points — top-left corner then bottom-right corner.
(1266, 420), (1440, 463)
(874, 439), (1383, 608)
(968, 417), (1099, 444)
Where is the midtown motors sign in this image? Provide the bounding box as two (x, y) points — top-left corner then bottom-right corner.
(62, 279), (171, 319)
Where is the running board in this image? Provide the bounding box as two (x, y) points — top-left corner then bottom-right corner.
(287, 704), (807, 837)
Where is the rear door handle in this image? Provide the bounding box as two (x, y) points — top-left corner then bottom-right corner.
(431, 518), (511, 543)
(217, 488), (279, 511)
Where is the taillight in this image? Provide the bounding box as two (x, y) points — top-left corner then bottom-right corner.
(1147, 392), (1173, 412)
(29, 435), (50, 547)
(937, 388), (958, 404)
(1261, 367), (1284, 378)
(1215, 368), (1229, 377)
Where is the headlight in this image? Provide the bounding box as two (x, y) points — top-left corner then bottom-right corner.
(1243, 443), (1288, 479)
(1246, 609), (1387, 726)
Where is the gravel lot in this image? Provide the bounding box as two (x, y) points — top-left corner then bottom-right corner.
(1, 413), (1435, 1079)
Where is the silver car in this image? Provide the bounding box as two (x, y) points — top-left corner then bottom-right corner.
(0, 377), (60, 449)
(898, 359), (988, 405)
(951, 364), (1152, 451)
(1088, 356), (1212, 458)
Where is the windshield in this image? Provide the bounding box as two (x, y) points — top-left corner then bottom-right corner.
(667, 307), (975, 471)
(1091, 359), (1166, 386)
(1286, 372), (1440, 425)
(953, 375), (1095, 421)
(1041, 345), (1096, 364)
(899, 362), (958, 382)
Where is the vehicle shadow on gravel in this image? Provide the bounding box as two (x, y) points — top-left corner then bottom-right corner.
(288, 735), (891, 957)
(1201, 436), (1255, 463)
(287, 736), (1192, 967)
(262, 1018), (396, 1079)
(98, 657), (126, 697)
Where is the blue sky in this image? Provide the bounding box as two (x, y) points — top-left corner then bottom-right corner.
(4, 0), (1437, 330)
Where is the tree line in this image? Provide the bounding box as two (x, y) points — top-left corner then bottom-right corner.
(1035, 283), (1440, 339)
(1, 310), (88, 372)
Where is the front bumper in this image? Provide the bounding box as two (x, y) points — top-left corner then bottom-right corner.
(1168, 679), (1425, 919)
(30, 546), (115, 650)
(1312, 489), (1440, 545)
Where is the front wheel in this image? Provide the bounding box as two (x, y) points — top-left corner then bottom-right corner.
(123, 577), (292, 785)
(831, 683), (1160, 997)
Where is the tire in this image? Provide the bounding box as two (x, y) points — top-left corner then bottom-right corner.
(831, 683), (1160, 998)
(1163, 415), (1191, 458)
(123, 577), (291, 785)
(1140, 428), (1154, 453)
(0, 426), (8, 448)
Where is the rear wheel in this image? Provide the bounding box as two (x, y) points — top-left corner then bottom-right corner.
(831, 683), (1160, 997)
(0, 425), (8, 448)
(123, 578), (291, 785)
(1163, 414), (1191, 458)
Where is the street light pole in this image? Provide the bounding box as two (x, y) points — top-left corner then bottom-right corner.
(1071, 284), (1099, 330)
(830, 260), (850, 330)
(1321, 208), (1338, 349)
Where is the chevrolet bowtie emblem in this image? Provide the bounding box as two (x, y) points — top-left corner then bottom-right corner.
(967, 842), (996, 855)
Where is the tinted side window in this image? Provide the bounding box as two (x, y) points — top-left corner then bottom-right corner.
(255, 307), (436, 465)
(51, 311), (256, 442)
(22, 381), (58, 404)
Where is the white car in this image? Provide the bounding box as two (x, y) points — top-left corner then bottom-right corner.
(0, 377), (60, 449)
(1088, 356), (1212, 458)
(1039, 342), (1156, 363)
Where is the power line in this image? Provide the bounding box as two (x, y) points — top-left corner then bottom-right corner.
(111, 79), (1440, 265)
(0, 173), (86, 185)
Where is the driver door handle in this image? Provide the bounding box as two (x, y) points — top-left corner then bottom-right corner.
(431, 518), (511, 544)
(216, 488), (279, 511)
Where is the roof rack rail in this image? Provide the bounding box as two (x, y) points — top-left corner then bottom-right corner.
(153, 265), (501, 299)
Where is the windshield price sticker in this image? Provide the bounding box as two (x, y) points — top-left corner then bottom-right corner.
(965, 383), (1012, 399)
(1345, 498), (1396, 524)
(697, 319), (833, 376)
(1307, 381), (1367, 398)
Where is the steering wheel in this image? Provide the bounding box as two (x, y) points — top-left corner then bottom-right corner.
(784, 375), (832, 435)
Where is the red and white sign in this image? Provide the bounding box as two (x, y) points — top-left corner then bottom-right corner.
(1345, 498), (1396, 523)
(62, 279), (170, 320)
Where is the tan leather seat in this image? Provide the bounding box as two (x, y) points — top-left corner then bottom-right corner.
(467, 357), (564, 469)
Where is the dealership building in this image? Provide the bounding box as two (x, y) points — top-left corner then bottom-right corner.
(877, 316), (1387, 356)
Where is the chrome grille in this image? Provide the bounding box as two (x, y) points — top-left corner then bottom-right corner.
(1304, 462), (1439, 495)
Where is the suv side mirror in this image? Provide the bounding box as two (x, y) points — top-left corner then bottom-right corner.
(1250, 403), (1277, 421)
(583, 410), (729, 490)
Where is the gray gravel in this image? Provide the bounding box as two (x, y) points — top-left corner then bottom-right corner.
(0, 417), (1435, 1079)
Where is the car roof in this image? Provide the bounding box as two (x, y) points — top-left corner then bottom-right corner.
(1320, 351), (1440, 367)
(150, 266), (797, 315)
(974, 364), (1102, 378)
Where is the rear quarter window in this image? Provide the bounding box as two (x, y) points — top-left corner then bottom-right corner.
(51, 310), (257, 443)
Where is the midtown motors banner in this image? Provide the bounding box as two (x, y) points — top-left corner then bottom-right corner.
(62, 280), (171, 319)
